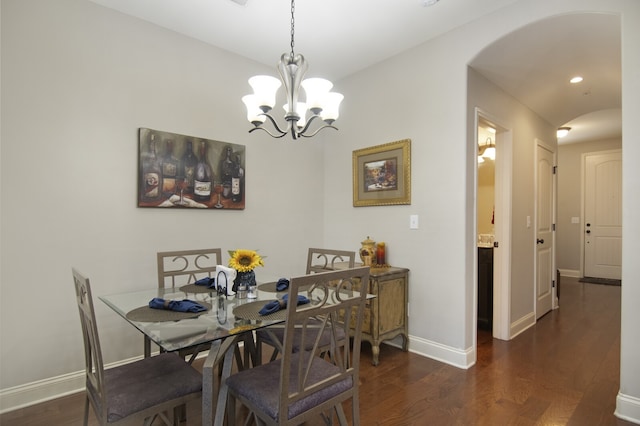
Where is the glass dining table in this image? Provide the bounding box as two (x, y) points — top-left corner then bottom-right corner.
(99, 279), (292, 425)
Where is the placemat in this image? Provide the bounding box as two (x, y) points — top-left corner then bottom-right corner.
(179, 283), (216, 294)
(257, 281), (312, 293)
(126, 301), (212, 322)
(256, 281), (281, 293)
(233, 299), (287, 321)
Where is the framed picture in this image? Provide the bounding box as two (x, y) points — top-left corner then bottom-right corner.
(353, 139), (411, 207)
(138, 127), (245, 209)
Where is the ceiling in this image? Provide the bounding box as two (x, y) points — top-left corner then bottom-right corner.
(88, 0), (622, 144)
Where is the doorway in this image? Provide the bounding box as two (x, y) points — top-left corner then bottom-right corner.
(475, 110), (512, 341)
(535, 139), (556, 318)
(477, 119), (495, 331)
(583, 150), (622, 280)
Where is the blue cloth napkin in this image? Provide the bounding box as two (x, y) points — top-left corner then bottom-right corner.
(276, 278), (289, 292)
(148, 298), (208, 313)
(195, 276), (215, 288)
(259, 294), (310, 316)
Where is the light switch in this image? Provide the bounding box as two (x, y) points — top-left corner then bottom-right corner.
(410, 215), (419, 229)
(571, 216), (580, 224)
(526, 216), (531, 228)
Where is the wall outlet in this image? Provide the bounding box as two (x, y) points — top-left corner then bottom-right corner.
(410, 214), (419, 229)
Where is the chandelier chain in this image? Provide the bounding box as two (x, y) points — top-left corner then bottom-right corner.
(290, 0), (295, 57)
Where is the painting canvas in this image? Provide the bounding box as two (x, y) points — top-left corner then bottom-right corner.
(364, 159), (398, 192)
(138, 128), (245, 209)
(353, 139), (411, 207)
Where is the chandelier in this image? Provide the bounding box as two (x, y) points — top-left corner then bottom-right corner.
(241, 0), (343, 140)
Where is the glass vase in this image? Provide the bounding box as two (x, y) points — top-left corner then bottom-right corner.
(234, 270), (256, 299)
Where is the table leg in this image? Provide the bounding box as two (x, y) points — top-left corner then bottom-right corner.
(214, 343), (236, 425)
(144, 336), (151, 358)
(202, 336), (241, 426)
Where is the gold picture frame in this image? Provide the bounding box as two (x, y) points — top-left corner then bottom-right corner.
(353, 139), (411, 207)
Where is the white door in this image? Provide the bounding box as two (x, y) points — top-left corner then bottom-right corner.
(536, 142), (555, 319)
(584, 151), (622, 279)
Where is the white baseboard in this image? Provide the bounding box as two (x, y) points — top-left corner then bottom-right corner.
(510, 312), (536, 339)
(558, 268), (581, 278)
(616, 392), (640, 424)
(408, 335), (473, 369)
(0, 355), (143, 414)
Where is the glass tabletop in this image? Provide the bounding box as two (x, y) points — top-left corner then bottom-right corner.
(99, 282), (287, 353)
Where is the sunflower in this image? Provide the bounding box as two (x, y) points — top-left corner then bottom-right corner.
(228, 249), (264, 272)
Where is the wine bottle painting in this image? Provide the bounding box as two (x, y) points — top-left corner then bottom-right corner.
(138, 128), (245, 210)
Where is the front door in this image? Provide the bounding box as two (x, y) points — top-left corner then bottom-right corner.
(536, 141), (555, 319)
(584, 150), (622, 279)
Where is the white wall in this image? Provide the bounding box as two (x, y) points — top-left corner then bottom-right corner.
(2, 0), (640, 422)
(0, 0), (325, 390)
(323, 0), (640, 421)
(618, 1), (640, 420)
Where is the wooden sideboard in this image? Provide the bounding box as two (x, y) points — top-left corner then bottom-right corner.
(337, 263), (409, 365)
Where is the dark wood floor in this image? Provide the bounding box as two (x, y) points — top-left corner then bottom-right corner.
(1, 277), (632, 425)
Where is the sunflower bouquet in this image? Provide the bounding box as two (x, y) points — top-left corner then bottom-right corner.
(228, 249), (264, 272)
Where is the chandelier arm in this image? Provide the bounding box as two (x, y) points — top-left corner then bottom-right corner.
(296, 114), (337, 137)
(261, 112), (291, 136)
(298, 124), (339, 138)
(249, 126), (288, 139)
(296, 114), (320, 135)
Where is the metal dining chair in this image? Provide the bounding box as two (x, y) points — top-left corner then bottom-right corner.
(226, 267), (370, 425)
(157, 248), (222, 290)
(72, 268), (202, 426)
(305, 248), (356, 274)
(150, 248), (222, 362)
(256, 248), (356, 363)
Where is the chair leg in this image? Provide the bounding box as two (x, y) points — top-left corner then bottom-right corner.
(173, 406), (182, 426)
(269, 347), (279, 362)
(335, 403), (349, 426)
(83, 394), (89, 426)
(350, 395), (360, 426)
(227, 392), (236, 426)
(320, 410), (333, 425)
(243, 333), (259, 368)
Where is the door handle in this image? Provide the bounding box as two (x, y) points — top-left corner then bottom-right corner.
(536, 238), (544, 244)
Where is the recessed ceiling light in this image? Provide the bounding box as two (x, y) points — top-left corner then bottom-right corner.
(422, 0), (440, 6)
(570, 76), (583, 84)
